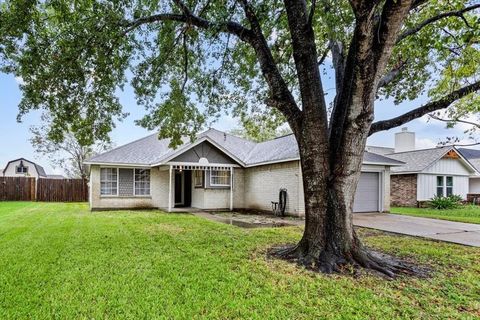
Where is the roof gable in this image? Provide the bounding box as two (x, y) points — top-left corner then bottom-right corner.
(161, 138), (244, 166)
(3, 158), (47, 177)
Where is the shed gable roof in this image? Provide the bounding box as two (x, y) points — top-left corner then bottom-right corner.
(2, 158), (47, 177)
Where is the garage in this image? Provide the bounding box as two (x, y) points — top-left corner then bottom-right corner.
(353, 172), (380, 212)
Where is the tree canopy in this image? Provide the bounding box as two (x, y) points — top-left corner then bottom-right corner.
(1, 0), (479, 147)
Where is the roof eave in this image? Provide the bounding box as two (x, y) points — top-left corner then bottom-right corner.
(83, 161), (151, 167)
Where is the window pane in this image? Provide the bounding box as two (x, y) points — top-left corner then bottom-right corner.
(100, 168), (118, 195)
(135, 169), (150, 195)
(194, 170), (204, 187)
(446, 176), (453, 187)
(436, 176), (444, 187)
(446, 187), (453, 197)
(210, 170), (230, 186)
(436, 187), (444, 197)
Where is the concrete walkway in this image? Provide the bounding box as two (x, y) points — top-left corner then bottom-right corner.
(192, 211), (480, 247)
(354, 213), (480, 247)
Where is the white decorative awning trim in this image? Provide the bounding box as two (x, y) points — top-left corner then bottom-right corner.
(171, 164), (231, 171)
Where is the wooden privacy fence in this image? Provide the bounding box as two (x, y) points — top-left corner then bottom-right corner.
(0, 177), (88, 202)
(36, 178), (88, 202)
(0, 177), (36, 201)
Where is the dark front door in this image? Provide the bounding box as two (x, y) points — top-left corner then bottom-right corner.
(174, 171), (184, 206)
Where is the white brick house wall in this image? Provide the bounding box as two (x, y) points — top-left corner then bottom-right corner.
(90, 165), (164, 209)
(244, 161), (303, 216)
(90, 162), (390, 214)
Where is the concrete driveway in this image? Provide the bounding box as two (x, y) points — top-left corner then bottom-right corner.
(354, 213), (480, 247)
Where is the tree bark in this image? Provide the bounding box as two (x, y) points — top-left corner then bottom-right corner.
(274, 105), (417, 278)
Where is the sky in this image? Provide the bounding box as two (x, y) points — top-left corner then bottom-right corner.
(0, 68), (477, 175)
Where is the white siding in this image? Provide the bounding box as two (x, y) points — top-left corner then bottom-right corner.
(423, 158), (473, 175)
(3, 159), (41, 178)
(417, 174), (469, 201)
(469, 178), (480, 193)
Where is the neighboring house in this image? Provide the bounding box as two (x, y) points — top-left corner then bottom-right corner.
(457, 148), (480, 195)
(381, 128), (478, 206)
(84, 128), (403, 215)
(2, 158), (65, 179)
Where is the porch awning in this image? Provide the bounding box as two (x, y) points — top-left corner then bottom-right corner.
(170, 164), (233, 171)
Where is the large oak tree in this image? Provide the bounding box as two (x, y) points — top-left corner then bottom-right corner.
(1, 0), (479, 276)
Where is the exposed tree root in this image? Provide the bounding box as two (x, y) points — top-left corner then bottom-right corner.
(270, 244), (429, 279)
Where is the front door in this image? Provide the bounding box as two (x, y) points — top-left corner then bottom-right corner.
(174, 171), (184, 206)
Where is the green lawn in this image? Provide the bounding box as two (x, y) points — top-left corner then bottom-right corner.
(0, 203), (479, 319)
(391, 205), (480, 224)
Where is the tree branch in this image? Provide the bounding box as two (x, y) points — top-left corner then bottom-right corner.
(329, 40), (345, 94)
(124, 1), (302, 129)
(307, 0), (317, 26)
(238, 0), (303, 130)
(317, 47), (329, 65)
(376, 59), (408, 91)
(430, 114), (480, 128)
(369, 80), (480, 135)
(123, 12), (253, 42)
(397, 4), (480, 43)
(283, 0), (328, 126)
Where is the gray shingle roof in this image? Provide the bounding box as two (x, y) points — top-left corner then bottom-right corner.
(366, 145), (395, 155)
(458, 148), (480, 172)
(386, 146), (460, 173)
(363, 151), (404, 165)
(86, 128), (402, 167)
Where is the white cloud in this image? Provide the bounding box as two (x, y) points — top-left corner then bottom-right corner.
(415, 137), (438, 149)
(14, 76), (25, 85)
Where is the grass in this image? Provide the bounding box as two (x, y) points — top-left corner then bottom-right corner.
(391, 205), (480, 224)
(0, 202), (479, 319)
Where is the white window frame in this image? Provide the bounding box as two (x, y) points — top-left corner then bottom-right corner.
(446, 176), (453, 197)
(210, 170), (231, 187)
(134, 168), (151, 196)
(436, 175), (454, 197)
(194, 170), (204, 188)
(100, 167), (119, 196)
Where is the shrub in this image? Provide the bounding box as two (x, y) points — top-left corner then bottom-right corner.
(429, 195), (462, 210)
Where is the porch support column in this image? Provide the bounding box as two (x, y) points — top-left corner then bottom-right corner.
(168, 165), (172, 212)
(229, 167), (233, 211)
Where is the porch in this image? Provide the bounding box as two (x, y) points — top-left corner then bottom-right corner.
(164, 162), (237, 212)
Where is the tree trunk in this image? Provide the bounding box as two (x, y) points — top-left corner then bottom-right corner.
(274, 114), (416, 278)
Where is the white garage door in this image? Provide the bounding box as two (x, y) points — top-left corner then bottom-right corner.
(353, 172), (380, 212)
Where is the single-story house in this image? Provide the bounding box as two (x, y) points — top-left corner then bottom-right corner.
(457, 148), (480, 197)
(84, 128), (403, 215)
(374, 128), (479, 207)
(2, 158), (65, 179)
